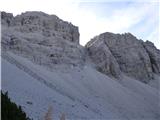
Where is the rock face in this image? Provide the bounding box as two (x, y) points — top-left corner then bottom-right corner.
(1, 11), (79, 44)
(1, 11), (85, 69)
(143, 41), (160, 74)
(86, 32), (160, 82)
(86, 37), (121, 78)
(1, 12), (14, 26)
(1, 11), (160, 83)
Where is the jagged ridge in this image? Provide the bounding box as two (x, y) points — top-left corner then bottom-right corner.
(1, 11), (160, 120)
(1, 11), (86, 69)
(1, 11), (160, 83)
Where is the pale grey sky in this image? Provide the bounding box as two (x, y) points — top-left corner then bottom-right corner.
(1, 0), (159, 48)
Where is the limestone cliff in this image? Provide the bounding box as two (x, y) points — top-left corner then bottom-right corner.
(1, 11), (85, 69)
(1, 11), (160, 83)
(86, 32), (160, 82)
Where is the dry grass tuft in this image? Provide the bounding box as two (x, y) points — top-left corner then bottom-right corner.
(60, 113), (65, 120)
(44, 106), (66, 120)
(44, 106), (53, 120)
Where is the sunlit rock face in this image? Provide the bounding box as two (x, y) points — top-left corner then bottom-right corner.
(86, 32), (160, 82)
(1, 11), (85, 68)
(85, 36), (121, 78)
(1, 11), (79, 44)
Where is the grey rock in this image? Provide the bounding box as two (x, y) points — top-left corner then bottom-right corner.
(2, 11), (160, 83)
(86, 32), (154, 82)
(1, 11), (84, 69)
(1, 11), (79, 44)
(86, 37), (121, 78)
(143, 41), (160, 74)
(1, 12), (14, 26)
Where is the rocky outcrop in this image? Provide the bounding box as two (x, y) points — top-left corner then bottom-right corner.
(86, 32), (160, 82)
(143, 41), (160, 74)
(1, 12), (14, 26)
(1, 11), (85, 68)
(2, 11), (160, 83)
(86, 37), (121, 78)
(1, 11), (79, 44)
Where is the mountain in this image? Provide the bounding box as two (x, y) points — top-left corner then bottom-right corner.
(1, 11), (85, 68)
(86, 32), (160, 83)
(1, 11), (160, 120)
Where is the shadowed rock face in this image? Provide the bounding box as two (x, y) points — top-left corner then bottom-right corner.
(1, 12), (14, 26)
(143, 41), (160, 74)
(86, 32), (160, 82)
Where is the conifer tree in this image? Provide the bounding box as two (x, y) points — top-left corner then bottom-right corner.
(1, 91), (31, 120)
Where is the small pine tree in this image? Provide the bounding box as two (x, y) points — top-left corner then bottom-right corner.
(1, 91), (31, 120)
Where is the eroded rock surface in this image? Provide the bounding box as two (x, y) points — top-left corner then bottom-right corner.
(143, 41), (160, 74)
(86, 37), (121, 78)
(1, 11), (85, 69)
(86, 32), (160, 82)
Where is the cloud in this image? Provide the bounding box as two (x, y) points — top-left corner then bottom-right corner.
(74, 2), (158, 47)
(147, 28), (159, 49)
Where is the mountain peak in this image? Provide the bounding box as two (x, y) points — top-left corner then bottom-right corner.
(1, 11), (160, 82)
(86, 32), (160, 82)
